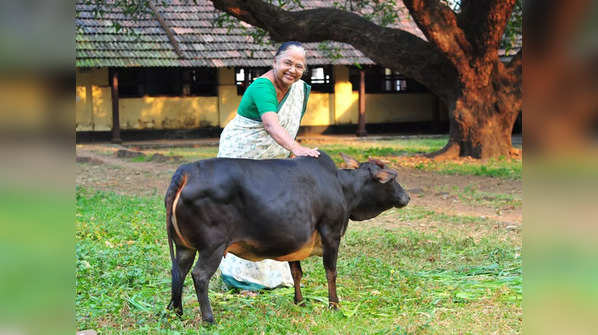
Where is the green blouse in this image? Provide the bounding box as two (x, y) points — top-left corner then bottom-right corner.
(237, 78), (311, 122)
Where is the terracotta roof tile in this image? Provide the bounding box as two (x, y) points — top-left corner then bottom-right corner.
(76, 0), (426, 67)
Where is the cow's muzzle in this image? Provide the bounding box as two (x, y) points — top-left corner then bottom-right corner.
(396, 193), (410, 208)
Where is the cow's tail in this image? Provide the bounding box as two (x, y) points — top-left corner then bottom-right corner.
(165, 167), (191, 267)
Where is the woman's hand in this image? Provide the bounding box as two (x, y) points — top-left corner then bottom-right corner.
(289, 143), (320, 157)
(262, 112), (320, 158)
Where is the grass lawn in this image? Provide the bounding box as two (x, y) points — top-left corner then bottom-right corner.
(76, 188), (521, 334)
(131, 136), (521, 180)
(301, 137), (521, 180)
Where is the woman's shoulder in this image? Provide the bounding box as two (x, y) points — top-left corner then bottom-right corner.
(252, 77), (273, 85)
(246, 78), (276, 96)
(249, 77), (274, 89)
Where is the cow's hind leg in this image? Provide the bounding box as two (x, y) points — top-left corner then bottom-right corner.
(191, 245), (225, 324)
(320, 228), (341, 309)
(289, 261), (304, 305)
(168, 246), (196, 315)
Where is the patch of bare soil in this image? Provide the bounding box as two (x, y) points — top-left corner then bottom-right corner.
(76, 144), (521, 226)
(397, 166), (521, 225)
(76, 144), (177, 197)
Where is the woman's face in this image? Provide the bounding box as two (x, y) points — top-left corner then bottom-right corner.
(273, 46), (306, 87)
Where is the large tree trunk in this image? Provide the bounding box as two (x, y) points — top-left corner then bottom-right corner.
(437, 90), (519, 159)
(434, 59), (521, 159)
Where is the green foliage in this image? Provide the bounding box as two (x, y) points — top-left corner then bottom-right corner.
(76, 188), (521, 333)
(332, 0), (401, 27)
(213, 11), (273, 49)
(317, 41), (343, 61)
(82, 0), (152, 36)
(501, 0), (523, 54)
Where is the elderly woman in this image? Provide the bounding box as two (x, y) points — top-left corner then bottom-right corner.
(218, 42), (319, 290)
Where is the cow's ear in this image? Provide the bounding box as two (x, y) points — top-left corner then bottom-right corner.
(340, 152), (359, 169)
(374, 168), (397, 183)
(368, 157), (386, 169)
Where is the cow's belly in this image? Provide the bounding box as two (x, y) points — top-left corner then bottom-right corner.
(225, 231), (323, 262)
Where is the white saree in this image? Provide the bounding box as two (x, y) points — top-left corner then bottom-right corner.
(217, 79), (310, 290)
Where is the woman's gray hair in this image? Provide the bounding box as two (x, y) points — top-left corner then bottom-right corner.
(275, 41), (305, 58)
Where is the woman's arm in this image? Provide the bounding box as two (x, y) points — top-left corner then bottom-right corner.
(261, 112), (320, 158)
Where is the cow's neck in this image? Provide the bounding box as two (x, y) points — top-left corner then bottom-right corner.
(337, 169), (366, 211)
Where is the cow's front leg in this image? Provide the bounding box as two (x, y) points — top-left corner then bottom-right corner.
(289, 261), (304, 305)
(190, 244), (225, 324)
(320, 229), (341, 309)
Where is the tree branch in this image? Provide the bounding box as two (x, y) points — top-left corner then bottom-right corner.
(458, 0), (517, 58)
(149, 1), (185, 59)
(210, 0), (459, 101)
(401, 0), (472, 73)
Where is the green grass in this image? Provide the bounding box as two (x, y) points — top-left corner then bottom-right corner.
(116, 137), (521, 179)
(302, 137), (447, 164)
(303, 137), (520, 179)
(459, 187), (521, 209)
(128, 147), (219, 163)
(129, 154), (152, 162)
(76, 188), (521, 334)
(413, 157), (522, 179)
(433, 185), (522, 210)
(162, 147), (219, 161)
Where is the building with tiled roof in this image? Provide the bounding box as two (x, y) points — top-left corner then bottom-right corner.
(76, 0), (427, 68)
(76, 0), (444, 141)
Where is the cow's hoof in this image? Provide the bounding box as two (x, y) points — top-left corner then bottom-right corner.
(202, 316), (215, 324)
(169, 306), (183, 317)
(328, 302), (340, 310)
(166, 301), (183, 316)
(294, 298), (306, 306)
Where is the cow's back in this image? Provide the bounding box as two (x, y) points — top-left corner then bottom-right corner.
(175, 152), (347, 255)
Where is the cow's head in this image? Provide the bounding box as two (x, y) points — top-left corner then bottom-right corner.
(340, 153), (410, 221)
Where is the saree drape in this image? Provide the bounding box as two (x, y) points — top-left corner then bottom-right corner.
(217, 79), (310, 290)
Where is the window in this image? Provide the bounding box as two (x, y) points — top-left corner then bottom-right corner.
(306, 66), (333, 93)
(114, 67), (217, 97)
(145, 68), (182, 96)
(235, 67), (269, 95)
(235, 66), (334, 94)
(349, 66), (427, 93)
(185, 68), (217, 96)
(117, 68), (145, 97)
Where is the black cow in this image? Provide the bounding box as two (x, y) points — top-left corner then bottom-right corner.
(164, 151), (409, 323)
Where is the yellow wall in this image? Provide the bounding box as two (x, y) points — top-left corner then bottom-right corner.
(76, 68), (111, 131)
(75, 85), (92, 130)
(357, 92), (438, 123)
(76, 68), (219, 131)
(90, 86), (112, 131)
(333, 65), (358, 124)
(119, 96), (218, 129)
(218, 67), (241, 127)
(75, 66), (441, 132)
(303, 92), (334, 126)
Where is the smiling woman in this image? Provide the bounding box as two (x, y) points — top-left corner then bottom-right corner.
(219, 42), (319, 159)
(216, 42), (319, 291)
